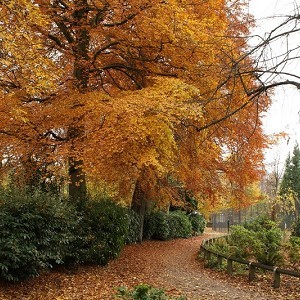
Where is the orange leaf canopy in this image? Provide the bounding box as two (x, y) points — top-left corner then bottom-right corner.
(0, 0), (270, 212)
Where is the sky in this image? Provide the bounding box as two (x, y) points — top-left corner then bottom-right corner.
(248, 0), (300, 170)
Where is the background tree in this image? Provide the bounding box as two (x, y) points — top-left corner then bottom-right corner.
(279, 144), (300, 217)
(261, 155), (285, 220)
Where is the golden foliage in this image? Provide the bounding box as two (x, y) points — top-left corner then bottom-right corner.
(0, 0), (270, 212)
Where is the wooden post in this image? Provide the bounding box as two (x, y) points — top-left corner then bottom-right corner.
(273, 268), (281, 288)
(203, 249), (211, 268)
(249, 262), (256, 281)
(217, 255), (223, 268)
(206, 251), (211, 266)
(227, 258), (233, 274)
(202, 248), (207, 260)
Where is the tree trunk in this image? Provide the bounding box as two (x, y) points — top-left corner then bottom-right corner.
(132, 179), (147, 242)
(68, 156), (87, 201)
(68, 0), (90, 201)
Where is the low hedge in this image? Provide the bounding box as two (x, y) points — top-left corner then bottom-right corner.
(144, 210), (205, 240)
(189, 212), (206, 235)
(73, 198), (129, 265)
(0, 190), (131, 281)
(0, 190), (78, 281)
(0, 188), (205, 282)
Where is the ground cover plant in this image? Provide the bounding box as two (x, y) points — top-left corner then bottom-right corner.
(116, 284), (187, 300)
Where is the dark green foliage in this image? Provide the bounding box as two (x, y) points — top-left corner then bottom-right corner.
(144, 210), (194, 240)
(143, 211), (158, 240)
(280, 143), (300, 213)
(206, 217), (283, 267)
(116, 284), (187, 300)
(126, 209), (142, 244)
(0, 189), (131, 282)
(243, 215), (278, 231)
(0, 189), (78, 281)
(286, 236), (300, 265)
(168, 211), (192, 239)
(228, 225), (259, 259)
(229, 217), (283, 266)
(74, 198), (129, 265)
(149, 211), (170, 241)
(292, 216), (300, 237)
(206, 236), (231, 256)
(189, 212), (206, 235)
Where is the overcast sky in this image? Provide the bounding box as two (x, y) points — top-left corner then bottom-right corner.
(249, 0), (300, 169)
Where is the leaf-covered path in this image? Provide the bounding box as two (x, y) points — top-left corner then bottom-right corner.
(0, 229), (299, 299)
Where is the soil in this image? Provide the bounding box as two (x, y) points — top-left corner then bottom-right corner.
(0, 229), (299, 299)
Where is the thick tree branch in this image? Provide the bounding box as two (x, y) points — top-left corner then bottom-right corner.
(103, 13), (138, 27)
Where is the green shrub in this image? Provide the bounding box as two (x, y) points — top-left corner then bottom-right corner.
(292, 217), (300, 237)
(151, 211), (170, 241)
(286, 236), (300, 267)
(74, 198), (129, 265)
(189, 212), (206, 235)
(207, 236), (231, 257)
(243, 216), (278, 232)
(143, 211), (157, 240)
(0, 189), (131, 281)
(228, 225), (258, 260)
(228, 217), (283, 266)
(116, 284), (187, 300)
(168, 211), (192, 239)
(144, 211), (170, 240)
(255, 227), (283, 266)
(0, 189), (78, 282)
(126, 209), (142, 244)
(144, 210), (194, 240)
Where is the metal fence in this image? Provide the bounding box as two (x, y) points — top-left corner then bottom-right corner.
(210, 203), (270, 233)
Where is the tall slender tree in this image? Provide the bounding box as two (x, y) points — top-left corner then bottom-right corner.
(280, 144), (300, 216)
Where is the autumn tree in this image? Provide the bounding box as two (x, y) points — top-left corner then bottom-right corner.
(0, 0), (269, 214)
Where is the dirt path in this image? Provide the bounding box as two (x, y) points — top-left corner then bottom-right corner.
(0, 230), (299, 299)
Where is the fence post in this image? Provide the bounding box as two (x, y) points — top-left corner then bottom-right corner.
(227, 258), (233, 274)
(203, 248), (207, 261)
(217, 255), (223, 268)
(273, 267), (280, 288)
(204, 250), (211, 268)
(249, 262), (256, 281)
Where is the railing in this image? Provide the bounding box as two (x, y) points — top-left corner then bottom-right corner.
(200, 235), (300, 288)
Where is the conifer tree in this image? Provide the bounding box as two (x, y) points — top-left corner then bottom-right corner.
(280, 144), (300, 215)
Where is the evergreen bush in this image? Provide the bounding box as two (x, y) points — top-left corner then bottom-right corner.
(189, 212), (206, 235)
(229, 217), (283, 266)
(0, 189), (131, 281)
(143, 211), (156, 240)
(286, 236), (300, 266)
(126, 209), (142, 244)
(151, 211), (170, 240)
(75, 198), (129, 265)
(228, 225), (259, 259)
(144, 210), (194, 240)
(0, 189), (78, 281)
(144, 211), (170, 240)
(168, 211), (192, 238)
(292, 217), (300, 237)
